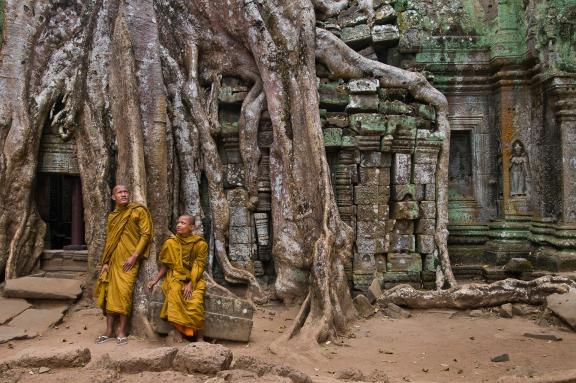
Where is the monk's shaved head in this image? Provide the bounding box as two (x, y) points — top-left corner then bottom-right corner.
(112, 184), (129, 194)
(180, 215), (195, 225)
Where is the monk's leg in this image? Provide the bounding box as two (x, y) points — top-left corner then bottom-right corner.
(118, 314), (129, 338)
(105, 313), (116, 337)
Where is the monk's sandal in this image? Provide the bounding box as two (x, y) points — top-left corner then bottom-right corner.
(96, 335), (114, 344)
(116, 337), (128, 346)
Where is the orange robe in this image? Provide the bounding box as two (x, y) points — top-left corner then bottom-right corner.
(95, 203), (153, 316)
(159, 234), (207, 335)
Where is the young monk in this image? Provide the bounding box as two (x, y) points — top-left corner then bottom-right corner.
(148, 215), (207, 339)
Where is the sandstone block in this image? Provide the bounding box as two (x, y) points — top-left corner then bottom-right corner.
(379, 100), (413, 115)
(341, 24), (371, 48)
(4, 277), (82, 300)
(348, 78), (379, 94)
(371, 24), (399, 47)
(546, 291), (576, 329)
(393, 153), (411, 184)
(96, 347), (178, 373)
(4, 346), (91, 369)
(350, 113), (388, 136)
(323, 128), (343, 147)
(233, 355), (313, 383)
(204, 294), (254, 342)
(416, 235), (435, 254)
(414, 103), (436, 121)
(0, 297), (31, 325)
(354, 185), (379, 204)
(7, 306), (68, 337)
(318, 82), (349, 108)
(326, 112), (349, 128)
(387, 253), (422, 272)
(228, 244), (255, 262)
(423, 183), (436, 200)
(366, 278), (383, 304)
(173, 343), (233, 374)
(392, 184), (422, 202)
(392, 201), (420, 220)
(229, 226), (254, 244)
(374, 5), (397, 24)
(415, 219), (435, 235)
(419, 201), (436, 219)
(414, 149), (438, 164)
(389, 234), (415, 252)
(413, 163), (436, 184)
(353, 294), (375, 318)
(0, 327), (29, 344)
(356, 204), (379, 221)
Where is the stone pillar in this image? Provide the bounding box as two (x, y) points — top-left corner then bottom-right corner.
(555, 87), (576, 223)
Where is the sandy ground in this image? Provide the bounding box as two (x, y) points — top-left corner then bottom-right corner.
(1, 302), (575, 383)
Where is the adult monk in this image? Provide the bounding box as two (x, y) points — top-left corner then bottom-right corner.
(148, 215), (207, 340)
(95, 185), (153, 345)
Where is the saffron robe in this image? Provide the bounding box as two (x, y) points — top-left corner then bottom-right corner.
(95, 203), (153, 316)
(159, 234), (207, 332)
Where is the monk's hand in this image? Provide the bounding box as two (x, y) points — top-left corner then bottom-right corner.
(100, 263), (109, 277)
(182, 282), (193, 300)
(123, 253), (138, 272)
(147, 280), (156, 291)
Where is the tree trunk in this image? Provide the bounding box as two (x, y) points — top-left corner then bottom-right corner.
(0, 0), (458, 343)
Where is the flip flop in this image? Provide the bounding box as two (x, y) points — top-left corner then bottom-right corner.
(116, 336), (128, 346)
(96, 335), (114, 344)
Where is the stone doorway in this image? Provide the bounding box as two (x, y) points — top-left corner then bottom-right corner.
(36, 174), (85, 250)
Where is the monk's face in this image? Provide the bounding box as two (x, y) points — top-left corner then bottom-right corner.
(111, 185), (130, 206)
(176, 216), (194, 236)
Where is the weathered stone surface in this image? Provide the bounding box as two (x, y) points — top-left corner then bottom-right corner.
(6, 306), (67, 337)
(546, 292), (576, 329)
(348, 78), (379, 94)
(202, 294), (254, 342)
(353, 294), (375, 318)
(374, 5), (396, 24)
(393, 153), (411, 184)
(318, 82), (349, 108)
(413, 163), (436, 184)
(0, 326), (29, 344)
(389, 234), (415, 252)
(500, 303), (514, 318)
(341, 24), (371, 48)
(350, 113), (387, 136)
(95, 347), (177, 373)
(512, 304), (540, 317)
(371, 24), (399, 47)
(1, 346), (91, 370)
(416, 235), (435, 254)
(392, 201), (419, 220)
(379, 100), (413, 115)
(4, 277), (82, 300)
(383, 302), (411, 319)
(366, 278), (383, 304)
(392, 184), (422, 202)
(173, 343), (233, 374)
(387, 253), (421, 272)
(415, 219), (435, 235)
(419, 201), (436, 219)
(347, 94), (379, 112)
(503, 258), (534, 272)
(0, 297), (31, 325)
(233, 355), (313, 383)
(326, 112), (349, 128)
(323, 128), (343, 147)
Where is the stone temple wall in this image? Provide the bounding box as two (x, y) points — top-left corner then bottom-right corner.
(214, 0), (576, 290)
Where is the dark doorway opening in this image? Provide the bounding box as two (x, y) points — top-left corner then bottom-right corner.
(36, 174), (85, 250)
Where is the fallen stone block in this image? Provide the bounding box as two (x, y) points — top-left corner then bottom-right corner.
(6, 306), (67, 337)
(383, 302), (411, 319)
(0, 297), (31, 325)
(353, 294), (375, 318)
(546, 291), (576, 329)
(233, 355), (312, 383)
(3, 277), (82, 300)
(366, 278), (383, 304)
(95, 347), (177, 373)
(499, 303), (513, 318)
(173, 343), (233, 374)
(1, 345), (90, 371)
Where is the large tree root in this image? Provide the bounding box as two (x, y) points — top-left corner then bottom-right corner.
(377, 276), (576, 309)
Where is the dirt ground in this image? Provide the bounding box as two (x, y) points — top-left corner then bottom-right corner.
(1, 301), (575, 383)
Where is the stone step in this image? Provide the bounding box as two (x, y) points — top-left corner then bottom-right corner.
(0, 305), (68, 343)
(3, 276), (83, 300)
(0, 297), (31, 325)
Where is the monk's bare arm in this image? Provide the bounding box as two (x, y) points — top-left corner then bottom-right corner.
(148, 264), (167, 290)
